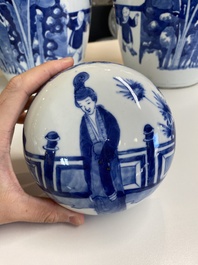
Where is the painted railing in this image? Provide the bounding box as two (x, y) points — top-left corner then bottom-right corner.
(24, 123), (175, 198)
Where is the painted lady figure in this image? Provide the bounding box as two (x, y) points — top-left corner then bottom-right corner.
(73, 72), (126, 214)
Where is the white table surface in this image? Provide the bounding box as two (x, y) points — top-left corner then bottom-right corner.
(0, 40), (198, 265)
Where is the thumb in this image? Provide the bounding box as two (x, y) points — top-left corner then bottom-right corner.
(22, 196), (84, 225)
(28, 197), (84, 225)
(10, 192), (84, 226)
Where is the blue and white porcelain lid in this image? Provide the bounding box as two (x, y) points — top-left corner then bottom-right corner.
(23, 62), (175, 215)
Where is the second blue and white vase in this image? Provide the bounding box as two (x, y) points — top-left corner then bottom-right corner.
(113, 0), (198, 88)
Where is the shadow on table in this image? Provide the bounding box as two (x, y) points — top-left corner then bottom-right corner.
(17, 172), (47, 198)
(12, 157), (46, 197)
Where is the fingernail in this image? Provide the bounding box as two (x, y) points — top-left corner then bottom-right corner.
(61, 57), (73, 63)
(69, 216), (83, 226)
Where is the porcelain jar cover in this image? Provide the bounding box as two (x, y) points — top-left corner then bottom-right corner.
(113, 0), (198, 88)
(23, 62), (176, 215)
(0, 0), (91, 80)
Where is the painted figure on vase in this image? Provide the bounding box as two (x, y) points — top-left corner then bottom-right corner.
(67, 10), (87, 62)
(73, 72), (126, 214)
(119, 7), (139, 56)
(114, 0), (198, 70)
(0, 0), (91, 75)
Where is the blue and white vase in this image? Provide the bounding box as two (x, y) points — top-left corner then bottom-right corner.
(113, 0), (198, 88)
(0, 0), (92, 80)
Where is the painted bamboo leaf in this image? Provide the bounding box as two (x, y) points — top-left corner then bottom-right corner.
(0, 0), (35, 69)
(133, 0), (198, 70)
(114, 77), (174, 139)
(171, 1), (198, 68)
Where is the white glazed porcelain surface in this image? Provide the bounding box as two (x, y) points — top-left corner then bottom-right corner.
(113, 0), (198, 88)
(0, 0), (91, 80)
(23, 62), (175, 215)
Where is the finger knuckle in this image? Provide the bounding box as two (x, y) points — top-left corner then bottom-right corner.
(43, 212), (59, 223)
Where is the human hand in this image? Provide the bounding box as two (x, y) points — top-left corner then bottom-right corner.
(0, 58), (84, 226)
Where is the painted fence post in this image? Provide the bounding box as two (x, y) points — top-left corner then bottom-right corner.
(43, 131), (60, 191)
(143, 124), (155, 186)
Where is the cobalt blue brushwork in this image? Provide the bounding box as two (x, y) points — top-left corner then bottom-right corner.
(113, 0), (198, 88)
(114, 0), (198, 70)
(0, 0), (91, 79)
(23, 62), (176, 215)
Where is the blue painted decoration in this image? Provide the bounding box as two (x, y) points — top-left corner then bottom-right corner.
(73, 72), (126, 214)
(23, 71), (176, 215)
(114, 76), (175, 138)
(114, 0), (198, 70)
(0, 0), (91, 75)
